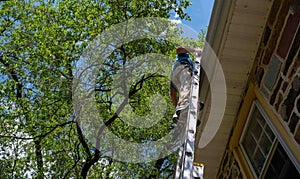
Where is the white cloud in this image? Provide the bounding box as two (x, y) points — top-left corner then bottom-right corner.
(170, 19), (182, 24)
(174, 12), (179, 18)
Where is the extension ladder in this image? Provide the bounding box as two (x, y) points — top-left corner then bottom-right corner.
(174, 55), (204, 179)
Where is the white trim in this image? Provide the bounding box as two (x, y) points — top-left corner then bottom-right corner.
(239, 101), (260, 179)
(253, 101), (278, 179)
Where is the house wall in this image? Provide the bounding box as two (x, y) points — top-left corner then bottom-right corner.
(254, 0), (300, 143)
(217, 0), (300, 178)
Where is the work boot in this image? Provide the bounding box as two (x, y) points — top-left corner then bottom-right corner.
(172, 110), (181, 121)
(172, 107), (202, 128)
(170, 110), (181, 130)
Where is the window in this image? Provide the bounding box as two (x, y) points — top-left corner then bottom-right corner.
(240, 101), (300, 178)
(240, 102), (276, 177)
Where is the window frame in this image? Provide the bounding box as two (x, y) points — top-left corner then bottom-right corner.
(239, 100), (277, 178)
(239, 100), (300, 178)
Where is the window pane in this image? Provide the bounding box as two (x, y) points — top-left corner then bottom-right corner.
(242, 134), (256, 157)
(265, 144), (300, 178)
(265, 125), (275, 141)
(259, 132), (272, 155)
(253, 123), (262, 140)
(265, 165), (278, 179)
(253, 148), (266, 175)
(248, 110), (263, 140)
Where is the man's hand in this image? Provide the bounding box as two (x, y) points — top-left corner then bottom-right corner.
(194, 48), (203, 57)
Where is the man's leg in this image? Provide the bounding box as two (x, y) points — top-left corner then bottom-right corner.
(172, 64), (192, 111)
(170, 65), (192, 146)
(177, 66), (192, 110)
(171, 64), (192, 123)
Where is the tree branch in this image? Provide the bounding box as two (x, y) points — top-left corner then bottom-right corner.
(129, 73), (164, 96)
(0, 53), (23, 99)
(81, 149), (100, 178)
(38, 121), (75, 139)
(34, 139), (44, 179)
(75, 122), (92, 158)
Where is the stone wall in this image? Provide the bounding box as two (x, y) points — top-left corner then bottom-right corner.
(216, 150), (243, 179)
(253, 0), (300, 144)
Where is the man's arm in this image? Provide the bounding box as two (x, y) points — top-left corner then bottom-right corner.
(176, 46), (202, 56)
(170, 88), (178, 107)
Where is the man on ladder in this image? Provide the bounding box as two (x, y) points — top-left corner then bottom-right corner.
(170, 46), (203, 121)
(170, 46), (204, 179)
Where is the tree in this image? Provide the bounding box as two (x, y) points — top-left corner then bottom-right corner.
(0, 0), (205, 178)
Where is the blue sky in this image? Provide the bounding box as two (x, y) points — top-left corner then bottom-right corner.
(182, 0), (215, 32)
